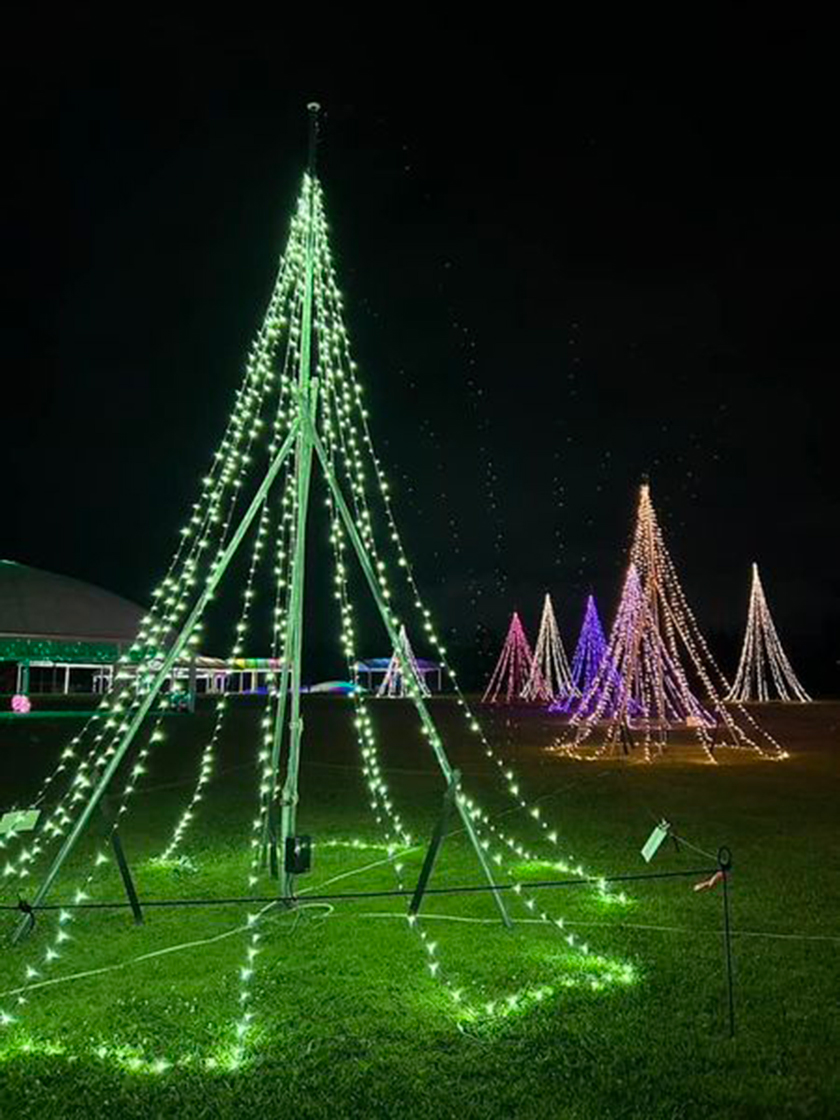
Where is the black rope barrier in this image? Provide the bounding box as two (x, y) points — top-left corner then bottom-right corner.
(1, 866), (718, 915)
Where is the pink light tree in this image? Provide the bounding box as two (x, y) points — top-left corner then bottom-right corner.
(482, 611), (541, 704)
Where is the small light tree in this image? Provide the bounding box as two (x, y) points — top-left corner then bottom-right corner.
(482, 611), (539, 704)
(522, 593), (574, 702)
(377, 623), (431, 698)
(728, 563), (811, 703)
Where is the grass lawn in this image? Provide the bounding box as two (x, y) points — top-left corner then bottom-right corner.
(1, 697), (838, 1118)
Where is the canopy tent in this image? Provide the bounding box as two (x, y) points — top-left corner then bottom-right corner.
(0, 561), (259, 698)
(353, 656), (443, 693)
(1, 559), (145, 694)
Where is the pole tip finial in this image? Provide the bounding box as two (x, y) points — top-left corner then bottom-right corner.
(306, 104), (321, 175)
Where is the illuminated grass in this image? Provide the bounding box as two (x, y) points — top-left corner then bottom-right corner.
(1, 698), (838, 1118)
(510, 859), (634, 907)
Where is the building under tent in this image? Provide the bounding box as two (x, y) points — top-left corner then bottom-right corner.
(95, 654), (237, 697)
(352, 656), (443, 694)
(0, 559), (274, 700)
(0, 559), (146, 696)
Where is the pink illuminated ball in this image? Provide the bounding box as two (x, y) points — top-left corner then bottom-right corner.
(11, 694), (31, 714)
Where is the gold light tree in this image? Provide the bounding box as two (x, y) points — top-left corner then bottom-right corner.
(552, 485), (788, 763)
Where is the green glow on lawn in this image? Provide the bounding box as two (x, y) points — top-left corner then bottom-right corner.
(0, 951), (637, 1073)
(449, 955), (637, 1028)
(147, 837), (401, 875)
(510, 860), (633, 906)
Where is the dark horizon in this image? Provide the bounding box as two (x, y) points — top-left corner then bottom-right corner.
(2, 28), (837, 693)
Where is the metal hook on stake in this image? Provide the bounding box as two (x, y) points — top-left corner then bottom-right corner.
(717, 846), (735, 1038)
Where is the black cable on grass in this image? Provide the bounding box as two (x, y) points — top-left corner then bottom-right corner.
(15, 898), (36, 933)
(3, 866), (718, 916)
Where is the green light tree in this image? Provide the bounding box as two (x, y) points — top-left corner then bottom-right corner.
(2, 108), (627, 1057)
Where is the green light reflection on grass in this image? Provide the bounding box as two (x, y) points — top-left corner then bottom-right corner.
(1, 951), (636, 1074)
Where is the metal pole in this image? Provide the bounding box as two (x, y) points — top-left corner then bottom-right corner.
(99, 797), (144, 926)
(110, 829), (143, 925)
(188, 657), (197, 713)
(312, 429), (513, 929)
(307, 101), (320, 175)
(11, 422), (299, 944)
(272, 109), (321, 897)
(277, 381), (319, 898)
(263, 107), (322, 868)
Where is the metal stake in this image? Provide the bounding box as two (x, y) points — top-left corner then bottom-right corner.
(98, 798), (144, 926)
(718, 845), (736, 1038)
(410, 770), (460, 916)
(109, 831), (143, 925)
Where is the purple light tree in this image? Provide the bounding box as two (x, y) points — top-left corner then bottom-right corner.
(549, 594), (608, 713)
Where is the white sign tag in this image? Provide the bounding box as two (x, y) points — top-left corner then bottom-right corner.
(641, 819), (670, 863)
(0, 809), (41, 837)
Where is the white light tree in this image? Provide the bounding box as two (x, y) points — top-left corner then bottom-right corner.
(728, 563), (811, 703)
(522, 593), (573, 701)
(377, 623), (431, 698)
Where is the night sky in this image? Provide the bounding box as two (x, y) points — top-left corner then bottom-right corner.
(3, 26), (838, 691)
